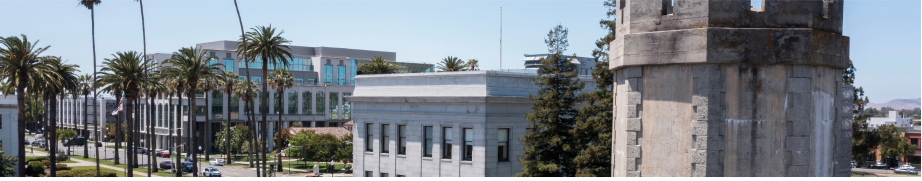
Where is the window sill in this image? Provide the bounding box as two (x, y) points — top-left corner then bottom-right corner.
(441, 159), (452, 163)
(422, 157), (432, 161)
(396, 154), (406, 158)
(380, 153), (389, 156)
(364, 151), (373, 155)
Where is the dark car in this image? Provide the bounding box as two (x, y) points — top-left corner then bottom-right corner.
(95, 142), (103, 147)
(63, 137), (86, 146)
(159, 161), (173, 169)
(180, 162), (194, 172)
(24, 140), (30, 145)
(136, 148), (148, 155)
(32, 140), (46, 148)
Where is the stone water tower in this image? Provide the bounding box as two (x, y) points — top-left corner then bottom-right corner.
(609, 0), (852, 177)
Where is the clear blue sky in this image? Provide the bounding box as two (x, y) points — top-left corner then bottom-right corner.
(0, 0), (918, 103)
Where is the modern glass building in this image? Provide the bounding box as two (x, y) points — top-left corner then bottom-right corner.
(56, 40), (418, 153)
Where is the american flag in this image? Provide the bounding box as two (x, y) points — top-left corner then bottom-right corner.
(110, 97), (124, 115)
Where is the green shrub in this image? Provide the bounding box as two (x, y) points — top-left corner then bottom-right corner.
(56, 163), (70, 170)
(55, 154), (70, 162)
(25, 161), (45, 177)
(56, 169), (116, 177)
(25, 156), (49, 162)
(40, 160), (50, 167)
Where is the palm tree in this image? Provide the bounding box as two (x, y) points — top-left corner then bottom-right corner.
(268, 68), (292, 171)
(143, 70), (163, 173)
(41, 56), (79, 177)
(161, 47), (223, 177)
(358, 56), (399, 74)
(437, 56), (467, 71)
(467, 59), (479, 71)
(217, 70), (239, 164)
(237, 25), (293, 176)
(0, 35), (54, 176)
(132, 0), (151, 175)
(77, 0), (103, 176)
(99, 51), (149, 176)
(160, 78), (180, 177)
(232, 0), (258, 174)
(233, 79), (257, 168)
(199, 69), (221, 163)
(78, 74), (92, 158)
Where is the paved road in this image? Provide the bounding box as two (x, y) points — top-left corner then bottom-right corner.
(26, 135), (263, 177)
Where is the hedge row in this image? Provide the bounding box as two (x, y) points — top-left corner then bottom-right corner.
(56, 169), (117, 177)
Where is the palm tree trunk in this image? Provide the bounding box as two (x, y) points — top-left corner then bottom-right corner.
(83, 94), (89, 159)
(167, 93), (175, 177)
(205, 91), (211, 163)
(126, 94), (136, 176)
(277, 89), (283, 172)
(225, 87), (232, 164)
(175, 89), (182, 177)
(50, 93), (60, 177)
(187, 89), (198, 177)
(150, 93), (158, 173)
(114, 93), (121, 166)
(15, 71), (27, 177)
(260, 56), (269, 177)
(90, 7), (101, 177)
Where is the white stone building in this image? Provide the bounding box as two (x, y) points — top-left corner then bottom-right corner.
(350, 71), (594, 177)
(869, 111), (914, 128)
(0, 94), (20, 176)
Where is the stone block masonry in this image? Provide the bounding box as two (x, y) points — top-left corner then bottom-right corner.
(610, 0), (850, 177)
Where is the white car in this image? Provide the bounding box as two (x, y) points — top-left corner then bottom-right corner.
(209, 158), (225, 166)
(202, 167), (222, 177)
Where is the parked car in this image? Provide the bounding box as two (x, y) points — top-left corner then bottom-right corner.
(23, 140), (30, 145)
(870, 162), (887, 169)
(95, 142), (103, 147)
(136, 148), (148, 155)
(180, 161), (193, 172)
(894, 164), (918, 174)
(35, 134), (43, 139)
(159, 151), (171, 158)
(159, 161), (173, 169)
(32, 140), (46, 148)
(851, 162), (857, 168)
(63, 137), (86, 146)
(209, 158), (225, 166)
(202, 167), (222, 177)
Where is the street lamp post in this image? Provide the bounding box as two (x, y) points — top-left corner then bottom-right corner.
(198, 146), (202, 177)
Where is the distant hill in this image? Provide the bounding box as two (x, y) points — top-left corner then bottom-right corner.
(867, 98), (921, 110)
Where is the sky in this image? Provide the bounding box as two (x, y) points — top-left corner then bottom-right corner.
(0, 0), (918, 103)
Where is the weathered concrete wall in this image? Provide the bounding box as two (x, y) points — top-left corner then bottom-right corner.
(610, 0), (851, 177)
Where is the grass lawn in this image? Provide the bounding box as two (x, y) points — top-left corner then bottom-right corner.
(70, 166), (145, 177)
(230, 155), (275, 162)
(271, 161), (344, 171)
(25, 146), (49, 152)
(71, 155), (183, 177)
(60, 159), (78, 163)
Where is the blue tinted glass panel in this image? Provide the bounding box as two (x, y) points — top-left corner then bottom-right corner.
(337, 66), (346, 85)
(324, 65), (333, 84)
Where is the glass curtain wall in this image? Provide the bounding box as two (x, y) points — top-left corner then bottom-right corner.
(157, 104), (163, 127)
(273, 93), (282, 114)
(324, 65), (333, 85)
(301, 91), (311, 115)
(337, 66), (346, 85)
(230, 95), (239, 119)
(349, 59), (357, 85)
(315, 92), (325, 114)
(342, 93), (352, 120)
(329, 92), (339, 119)
(288, 91), (297, 115)
(212, 91), (223, 119)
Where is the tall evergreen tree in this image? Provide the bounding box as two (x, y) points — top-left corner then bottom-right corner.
(517, 25), (584, 177)
(572, 0), (616, 177)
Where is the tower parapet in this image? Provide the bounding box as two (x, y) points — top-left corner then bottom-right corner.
(610, 0), (851, 177)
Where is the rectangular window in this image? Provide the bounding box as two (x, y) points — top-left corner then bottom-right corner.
(337, 66), (346, 85)
(464, 128), (473, 161)
(498, 128), (509, 161)
(183, 105), (189, 115)
(398, 125), (406, 155)
(157, 105), (163, 127)
(342, 93), (352, 120)
(348, 59), (357, 85)
(424, 126), (433, 157)
(364, 171), (373, 177)
(316, 121), (325, 127)
(381, 124), (390, 153)
(365, 123), (373, 152)
(212, 91), (223, 119)
(223, 59), (235, 72)
(329, 122), (339, 127)
(294, 78), (304, 86)
(324, 65), (333, 85)
(302, 91), (311, 115)
(229, 95), (239, 119)
(315, 92), (325, 114)
(396, 175), (405, 177)
(288, 91), (297, 115)
(273, 93), (282, 114)
(443, 127), (452, 159)
(196, 106), (206, 116)
(380, 173), (388, 177)
(329, 92), (338, 119)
